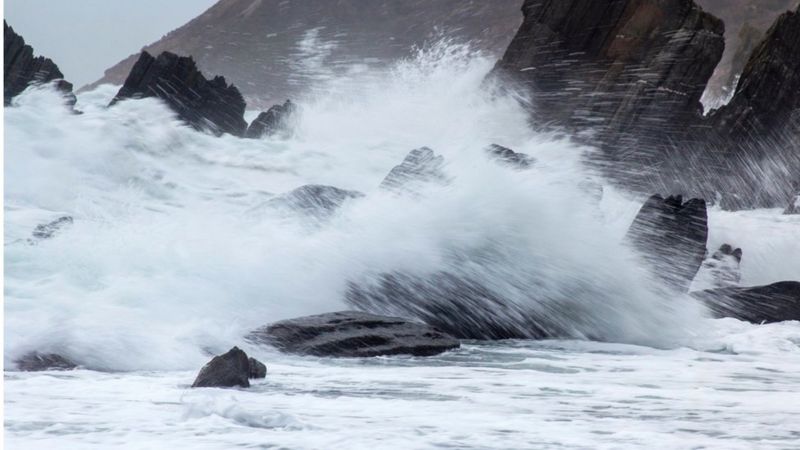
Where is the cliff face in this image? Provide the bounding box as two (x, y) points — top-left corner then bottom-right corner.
(85, 0), (523, 107)
(494, 0), (724, 147)
(710, 6), (800, 142)
(4, 21), (73, 105)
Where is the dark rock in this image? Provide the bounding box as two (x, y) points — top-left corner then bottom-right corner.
(15, 352), (77, 371)
(30, 216), (73, 240)
(493, 0), (724, 146)
(192, 346), (251, 388)
(245, 100), (297, 139)
(691, 281), (800, 324)
(694, 244), (743, 289)
(710, 5), (800, 142)
(246, 311), (460, 357)
(4, 21), (74, 105)
(485, 144), (534, 169)
(264, 184), (364, 220)
(380, 147), (447, 193)
(110, 51), (247, 137)
(625, 194), (708, 293)
(248, 357), (267, 379)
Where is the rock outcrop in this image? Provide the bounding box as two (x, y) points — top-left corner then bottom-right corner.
(245, 100), (297, 139)
(625, 194), (708, 292)
(246, 311), (460, 357)
(4, 21), (74, 105)
(15, 352), (77, 371)
(786, 193), (800, 215)
(380, 147), (447, 193)
(691, 281), (800, 323)
(109, 51), (247, 137)
(493, 0), (724, 147)
(192, 347), (266, 388)
(710, 5), (800, 142)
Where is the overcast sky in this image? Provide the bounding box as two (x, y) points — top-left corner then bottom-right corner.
(5, 0), (218, 87)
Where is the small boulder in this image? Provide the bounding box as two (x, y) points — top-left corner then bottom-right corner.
(785, 193), (800, 215)
(693, 244), (743, 290)
(30, 216), (73, 240)
(15, 352), (77, 371)
(625, 194), (708, 293)
(485, 144), (534, 169)
(691, 281), (800, 324)
(110, 51), (247, 137)
(380, 147), (447, 193)
(246, 311), (460, 357)
(192, 346), (267, 388)
(248, 357), (267, 379)
(245, 100), (296, 138)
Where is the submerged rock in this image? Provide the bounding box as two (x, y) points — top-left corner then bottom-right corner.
(263, 184), (364, 220)
(4, 21), (74, 105)
(110, 51), (247, 137)
(246, 311), (460, 357)
(380, 147), (447, 193)
(625, 195), (708, 293)
(30, 216), (73, 240)
(192, 347), (267, 388)
(245, 100), (297, 139)
(15, 352), (77, 371)
(691, 281), (800, 324)
(485, 144), (534, 169)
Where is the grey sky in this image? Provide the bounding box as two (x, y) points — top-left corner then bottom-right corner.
(5, 0), (218, 87)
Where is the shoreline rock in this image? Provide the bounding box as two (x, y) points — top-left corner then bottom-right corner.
(192, 347), (267, 388)
(110, 51), (247, 137)
(14, 352), (77, 371)
(245, 100), (297, 139)
(246, 311), (460, 357)
(691, 281), (800, 324)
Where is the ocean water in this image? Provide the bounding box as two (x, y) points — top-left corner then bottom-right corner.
(5, 44), (800, 449)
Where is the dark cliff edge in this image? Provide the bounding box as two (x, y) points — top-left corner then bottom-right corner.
(4, 20), (74, 106)
(492, 0), (800, 210)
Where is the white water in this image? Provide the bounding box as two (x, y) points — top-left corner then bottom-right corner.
(6, 44), (800, 449)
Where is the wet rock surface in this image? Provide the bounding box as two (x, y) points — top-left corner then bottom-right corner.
(625, 195), (708, 293)
(380, 147), (447, 193)
(246, 311), (460, 357)
(15, 352), (77, 371)
(692, 281), (800, 324)
(110, 51), (247, 137)
(30, 216), (73, 241)
(246, 100), (297, 138)
(264, 184), (364, 220)
(694, 244), (743, 289)
(485, 144), (534, 169)
(4, 21), (74, 105)
(192, 347), (267, 388)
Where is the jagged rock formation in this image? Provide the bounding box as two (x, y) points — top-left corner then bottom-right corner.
(246, 311), (460, 357)
(85, 0), (524, 107)
(109, 51), (247, 137)
(624, 194), (708, 293)
(710, 5), (800, 142)
(693, 244), (743, 289)
(380, 147), (447, 193)
(786, 193), (800, 214)
(493, 0), (725, 148)
(691, 281), (800, 323)
(192, 347), (266, 388)
(30, 216), (73, 241)
(245, 100), (297, 139)
(4, 21), (74, 105)
(697, 0), (798, 105)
